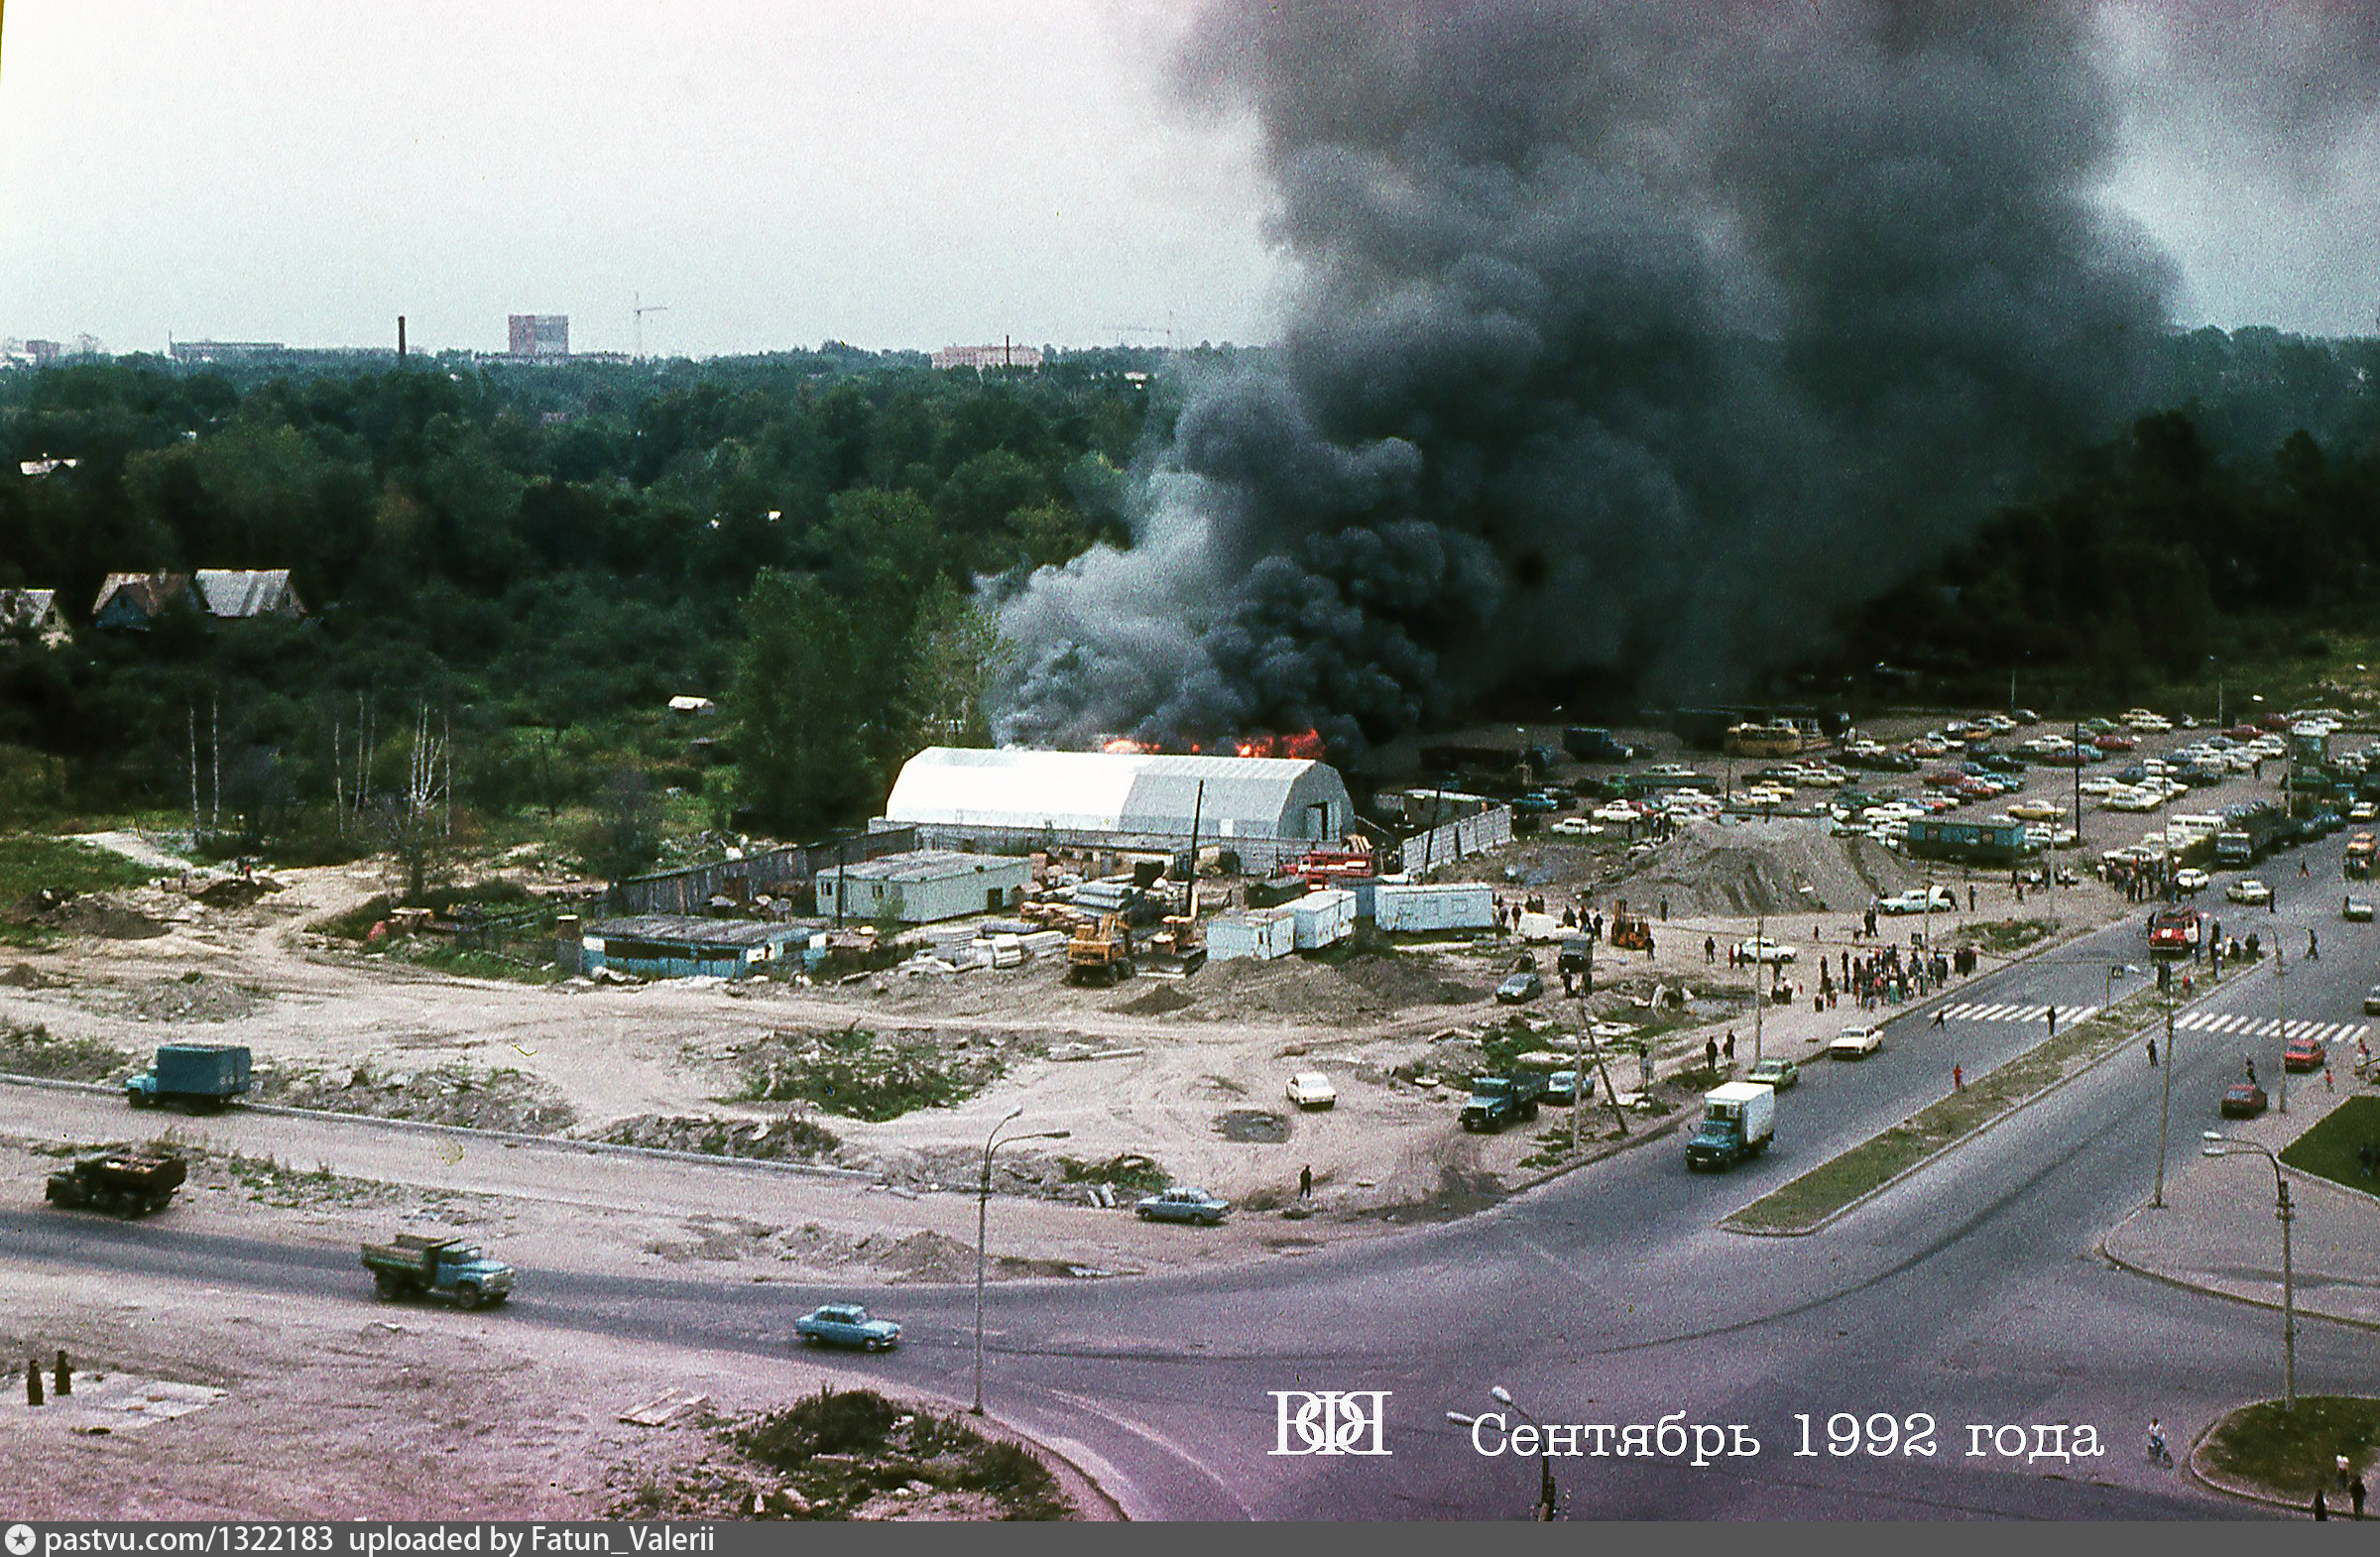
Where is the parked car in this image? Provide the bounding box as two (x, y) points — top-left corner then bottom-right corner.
(1549, 817), (1597, 838)
(2284, 1037), (2325, 1073)
(1829, 1025), (1884, 1059)
(2366, 985), (2380, 1017)
(795, 1303), (901, 1352)
(1542, 1070), (1589, 1106)
(2351, 802), (2379, 824)
(1736, 937), (1797, 965)
(2347, 898), (2377, 922)
(2226, 879), (2272, 905)
(1495, 969), (1545, 1005)
(2174, 868), (2211, 893)
(1286, 1071), (1339, 1110)
(2006, 800), (2065, 821)
(1745, 1056), (1800, 1091)
(1136, 1186), (1232, 1226)
(2220, 1082), (2269, 1119)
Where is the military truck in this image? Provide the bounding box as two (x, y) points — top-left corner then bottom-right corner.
(1461, 1072), (1549, 1133)
(360, 1234), (516, 1309)
(45, 1145), (186, 1216)
(125, 1043), (251, 1111)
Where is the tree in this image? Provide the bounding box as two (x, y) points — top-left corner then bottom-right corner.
(580, 769), (661, 884)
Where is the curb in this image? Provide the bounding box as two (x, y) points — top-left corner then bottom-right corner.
(2182, 1402), (2380, 1513)
(2098, 1199), (2380, 1337)
(0, 1071), (878, 1184)
(1724, 989), (2173, 1237)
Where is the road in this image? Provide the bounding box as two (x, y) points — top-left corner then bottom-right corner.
(9, 827), (2373, 1518)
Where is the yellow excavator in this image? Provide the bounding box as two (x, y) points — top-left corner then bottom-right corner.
(1065, 913), (1136, 986)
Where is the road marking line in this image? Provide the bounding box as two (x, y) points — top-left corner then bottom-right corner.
(1042, 1388), (1256, 1521)
(2070, 1006), (2098, 1022)
(1942, 1004), (1978, 1019)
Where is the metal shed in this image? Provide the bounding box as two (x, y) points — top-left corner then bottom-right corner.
(880, 748), (1356, 871)
(814, 849), (1030, 925)
(581, 915), (820, 979)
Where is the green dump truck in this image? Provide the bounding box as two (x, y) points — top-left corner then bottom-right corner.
(45, 1145), (187, 1216)
(361, 1234), (516, 1309)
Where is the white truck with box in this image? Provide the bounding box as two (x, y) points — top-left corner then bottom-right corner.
(1685, 1081), (1775, 1171)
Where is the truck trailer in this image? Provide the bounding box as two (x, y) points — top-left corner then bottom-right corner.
(125, 1044), (251, 1111)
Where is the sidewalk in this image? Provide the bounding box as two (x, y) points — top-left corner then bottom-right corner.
(2103, 1082), (2380, 1331)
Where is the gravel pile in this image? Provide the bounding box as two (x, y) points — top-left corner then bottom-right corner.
(1618, 818), (1918, 916)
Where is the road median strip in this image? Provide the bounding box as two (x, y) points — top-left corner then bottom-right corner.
(1722, 986), (2167, 1236)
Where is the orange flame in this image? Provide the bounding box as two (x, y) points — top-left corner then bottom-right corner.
(1101, 736), (1162, 755)
(1225, 729), (1326, 760)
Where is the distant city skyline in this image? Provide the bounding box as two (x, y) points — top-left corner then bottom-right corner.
(1, 2), (2373, 357)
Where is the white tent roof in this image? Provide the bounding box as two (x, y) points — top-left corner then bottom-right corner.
(884, 748), (1345, 840)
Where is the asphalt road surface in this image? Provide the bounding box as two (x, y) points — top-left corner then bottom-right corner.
(11, 827), (2374, 1519)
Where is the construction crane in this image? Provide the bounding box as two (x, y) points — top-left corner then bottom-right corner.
(633, 293), (670, 361)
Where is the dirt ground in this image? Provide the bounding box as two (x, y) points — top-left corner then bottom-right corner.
(0, 713), (2305, 1275)
(0, 1246), (1107, 1520)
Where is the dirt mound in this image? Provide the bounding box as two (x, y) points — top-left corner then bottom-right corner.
(1180, 951), (1478, 1026)
(118, 974), (268, 1023)
(1216, 1109), (1290, 1143)
(48, 895), (170, 939)
(0, 963), (59, 989)
(254, 1059), (577, 1134)
(1115, 984), (1195, 1017)
(594, 1112), (841, 1161)
(194, 877), (280, 909)
(1618, 818), (1917, 917)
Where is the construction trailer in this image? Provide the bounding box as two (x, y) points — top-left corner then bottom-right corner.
(1291, 889), (1357, 949)
(814, 849), (1030, 925)
(1370, 882), (1495, 933)
(1209, 906), (1297, 961)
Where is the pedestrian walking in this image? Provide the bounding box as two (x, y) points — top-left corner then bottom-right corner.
(1723, 1031), (1735, 1061)
(2246, 1057), (2259, 1086)
(2315, 1489), (2327, 1521)
(2309, 929), (2320, 960)
(1953, 1065), (1964, 1092)
(2047, 1005), (2057, 1038)
(2148, 1037), (2158, 1067)
(1968, 885), (1976, 912)
(2350, 1474), (2366, 1519)
(1706, 1036), (1721, 1072)
(1933, 1007), (1946, 1028)
(1299, 1163), (1312, 1199)
(1706, 935), (1717, 964)
(2303, 858), (2312, 878)
(2324, 1066), (2334, 1092)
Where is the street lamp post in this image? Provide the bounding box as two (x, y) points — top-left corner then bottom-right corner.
(974, 1107), (1070, 1414)
(2202, 1133), (2297, 1411)
(2276, 943), (2290, 1116)
(2149, 966), (2178, 1208)
(1451, 1384), (1558, 1519)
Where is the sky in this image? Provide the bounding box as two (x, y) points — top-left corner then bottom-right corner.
(0, 1), (2372, 357)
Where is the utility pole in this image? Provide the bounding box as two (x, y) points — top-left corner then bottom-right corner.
(1752, 902), (1765, 1066)
(2153, 983), (2177, 1207)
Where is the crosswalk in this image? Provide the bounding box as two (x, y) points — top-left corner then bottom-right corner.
(1937, 1002), (2101, 1025)
(1933, 997), (2370, 1045)
(2170, 1011), (2368, 1044)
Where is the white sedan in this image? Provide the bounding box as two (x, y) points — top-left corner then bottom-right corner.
(2006, 800), (2067, 821)
(2173, 868), (2211, 893)
(1829, 1025), (1884, 1059)
(1549, 817), (1599, 838)
(1736, 937), (1797, 965)
(1285, 1072), (1338, 1110)
(1593, 802), (1644, 825)
(2226, 879), (2272, 905)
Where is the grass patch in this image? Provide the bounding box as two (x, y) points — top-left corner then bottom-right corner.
(384, 940), (563, 984)
(729, 1025), (1007, 1123)
(2202, 1397), (2380, 1499)
(0, 834), (157, 903)
(0, 1023), (131, 1082)
(222, 1150), (393, 1209)
(1724, 987), (2165, 1235)
(1950, 918), (2058, 955)
(307, 880), (540, 941)
(2280, 1096), (2380, 1199)
(716, 1385), (1069, 1521)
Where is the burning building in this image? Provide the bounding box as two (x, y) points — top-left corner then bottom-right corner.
(876, 747), (1355, 872)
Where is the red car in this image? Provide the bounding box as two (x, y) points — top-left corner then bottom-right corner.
(2148, 907), (2202, 958)
(2227, 724), (2265, 741)
(2284, 1037), (2324, 1073)
(2093, 733), (2137, 753)
(2221, 1082), (2269, 1119)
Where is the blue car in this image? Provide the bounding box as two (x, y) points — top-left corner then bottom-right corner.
(1135, 1187), (1232, 1226)
(794, 1303), (901, 1352)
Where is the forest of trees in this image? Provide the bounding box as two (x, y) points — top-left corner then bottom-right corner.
(0, 345), (1171, 862)
(0, 325), (2375, 871)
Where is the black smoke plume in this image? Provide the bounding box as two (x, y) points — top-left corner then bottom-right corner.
(994, 1), (2189, 755)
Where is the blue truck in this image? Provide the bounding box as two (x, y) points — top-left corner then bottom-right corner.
(362, 1234), (516, 1309)
(125, 1043), (251, 1111)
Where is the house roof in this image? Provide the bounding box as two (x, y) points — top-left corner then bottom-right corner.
(0, 589), (59, 625)
(193, 569), (301, 618)
(589, 915), (817, 949)
(822, 849), (1029, 884)
(92, 571), (192, 622)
